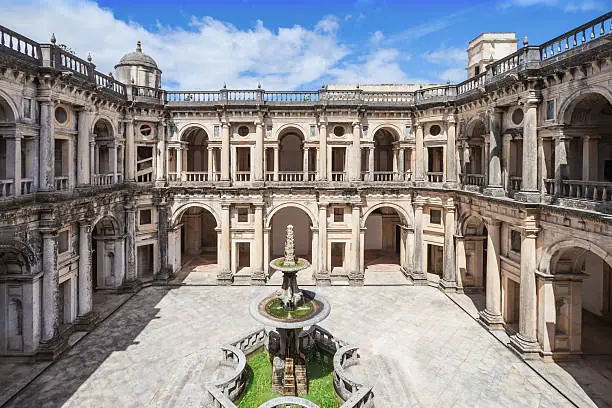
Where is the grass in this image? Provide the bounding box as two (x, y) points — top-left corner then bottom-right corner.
(265, 298), (314, 319)
(236, 349), (341, 408)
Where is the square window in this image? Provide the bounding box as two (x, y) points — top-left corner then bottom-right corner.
(24, 98), (32, 119)
(58, 230), (70, 254)
(546, 100), (555, 121)
(430, 209), (442, 225)
(511, 230), (522, 253)
(333, 207), (344, 222)
(237, 207), (249, 222)
(139, 209), (152, 225)
(214, 125), (220, 138)
(310, 125), (316, 139)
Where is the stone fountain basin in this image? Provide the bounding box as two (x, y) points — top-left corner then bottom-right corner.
(269, 257), (311, 273)
(250, 290), (331, 330)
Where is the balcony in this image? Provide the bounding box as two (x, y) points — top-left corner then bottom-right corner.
(331, 171), (346, 182)
(91, 173), (115, 186)
(235, 171), (251, 182)
(427, 172), (444, 183)
(561, 180), (612, 202)
(460, 173), (485, 187)
(55, 176), (69, 191)
(0, 179), (13, 198)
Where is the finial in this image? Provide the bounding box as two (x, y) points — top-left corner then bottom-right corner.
(356, 83), (360, 89)
(136, 40), (142, 52)
(108, 72), (113, 78)
(87, 52), (92, 62)
(50, 33), (56, 44)
(321, 81), (325, 89)
(131, 78), (135, 84)
(523, 36), (529, 46)
(223, 82), (227, 89)
(258, 82), (261, 89)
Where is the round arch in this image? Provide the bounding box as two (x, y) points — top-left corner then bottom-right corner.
(369, 124), (401, 142)
(460, 214), (487, 236)
(274, 124), (307, 142)
(558, 86), (612, 125)
(361, 202), (411, 228)
(465, 116), (487, 138)
(171, 202), (221, 229)
(0, 89), (19, 122)
(265, 202), (317, 229)
(91, 213), (121, 234)
(0, 240), (36, 272)
(176, 123), (212, 140)
(92, 117), (115, 139)
(539, 237), (612, 275)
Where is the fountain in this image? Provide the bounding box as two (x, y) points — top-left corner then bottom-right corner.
(250, 224), (331, 397)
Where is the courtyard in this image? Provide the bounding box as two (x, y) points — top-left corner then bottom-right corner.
(3, 279), (607, 408)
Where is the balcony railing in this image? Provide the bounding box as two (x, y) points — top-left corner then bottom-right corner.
(331, 171), (345, 182)
(0, 179), (13, 197)
(91, 173), (114, 185)
(561, 180), (612, 202)
(20, 178), (33, 195)
(277, 172), (304, 182)
(235, 171), (251, 182)
(427, 172), (444, 182)
(0, 25), (41, 62)
(185, 172), (210, 182)
(461, 173), (485, 186)
(510, 176), (522, 191)
(55, 176), (68, 191)
(543, 178), (555, 195)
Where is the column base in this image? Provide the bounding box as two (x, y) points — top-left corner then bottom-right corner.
(403, 267), (428, 285)
(514, 191), (541, 203)
(483, 186), (506, 197)
(36, 332), (71, 361)
(217, 269), (234, 285)
(120, 279), (143, 293)
(313, 270), (331, 286)
(478, 309), (505, 330)
(348, 271), (364, 286)
(439, 279), (458, 292)
(73, 312), (99, 332)
(250, 270), (267, 285)
(509, 333), (541, 360)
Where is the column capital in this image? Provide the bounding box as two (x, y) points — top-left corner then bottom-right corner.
(318, 202), (328, 209)
(483, 217), (501, 227)
(352, 121), (361, 128)
(520, 226), (540, 239)
(414, 196), (426, 207)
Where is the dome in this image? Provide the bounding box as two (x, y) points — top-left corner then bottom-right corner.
(115, 41), (160, 71)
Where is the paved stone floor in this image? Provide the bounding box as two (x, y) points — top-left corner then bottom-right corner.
(4, 283), (592, 408)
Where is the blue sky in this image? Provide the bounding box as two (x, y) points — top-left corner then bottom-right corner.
(2, 0), (611, 90)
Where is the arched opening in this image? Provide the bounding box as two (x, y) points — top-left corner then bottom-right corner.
(372, 129), (396, 181)
(458, 215), (488, 312)
(461, 120), (486, 187)
(364, 206), (404, 274)
(0, 95), (19, 197)
(550, 247), (612, 356)
(92, 216), (124, 288)
(92, 119), (118, 185)
(0, 248), (32, 353)
(178, 206), (218, 276)
(266, 128), (314, 182)
(559, 92), (612, 202)
(268, 206), (313, 278)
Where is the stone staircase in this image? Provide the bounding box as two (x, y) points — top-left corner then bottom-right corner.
(282, 358), (296, 396)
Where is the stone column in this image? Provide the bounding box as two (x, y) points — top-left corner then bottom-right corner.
(510, 221), (541, 358)
(349, 204), (362, 285)
(392, 148), (399, 180)
(554, 132), (571, 195)
(303, 147), (309, 181)
(315, 203), (330, 284)
(446, 119), (457, 182)
(319, 123), (327, 181)
(221, 123), (230, 181)
(205, 147), (212, 181)
(440, 199), (457, 291)
(111, 144), (118, 183)
(156, 200), (170, 280)
(398, 148), (405, 181)
(39, 101), (55, 191)
(156, 123), (166, 183)
(5, 134), (21, 196)
(251, 204), (265, 284)
(415, 125), (424, 181)
(77, 109), (91, 186)
(480, 219), (504, 329)
(255, 122), (264, 181)
(218, 204), (232, 284)
(125, 119), (135, 181)
(77, 222), (94, 325)
(410, 197), (427, 283)
(368, 146), (375, 181)
(89, 139), (96, 183)
(351, 122), (361, 181)
(273, 146), (279, 181)
(582, 135), (599, 181)
(125, 204), (137, 282)
(485, 108), (504, 196)
(518, 99), (540, 200)
(41, 230), (58, 342)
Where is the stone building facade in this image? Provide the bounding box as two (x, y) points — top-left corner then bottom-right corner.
(0, 13), (611, 361)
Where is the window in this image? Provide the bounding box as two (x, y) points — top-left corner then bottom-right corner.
(429, 124), (441, 136)
(214, 125), (220, 138)
(361, 125), (368, 138)
(238, 125), (249, 137)
(511, 108), (524, 125)
(405, 125), (412, 138)
(310, 125), (316, 139)
(136, 146), (153, 182)
(24, 98), (31, 119)
(139, 209), (152, 225)
(139, 124), (152, 137)
(333, 207), (344, 222)
(546, 100), (555, 121)
(58, 230), (70, 254)
(430, 209), (442, 225)
(511, 230), (522, 253)
(54, 107), (67, 124)
(237, 207), (249, 222)
(333, 126), (345, 137)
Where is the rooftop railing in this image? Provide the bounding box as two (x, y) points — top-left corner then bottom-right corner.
(0, 25), (41, 63)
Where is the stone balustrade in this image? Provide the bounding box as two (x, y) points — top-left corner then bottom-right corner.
(427, 172), (443, 182)
(91, 173), (115, 186)
(333, 345), (368, 402)
(543, 178), (555, 195)
(55, 176), (69, 191)
(230, 328), (266, 355)
(0, 179), (13, 198)
(206, 386), (237, 408)
(257, 397), (321, 408)
(331, 171), (346, 182)
(94, 71), (127, 96)
(561, 180), (612, 202)
(0, 25), (41, 62)
(235, 171), (251, 182)
(510, 176), (522, 191)
(212, 345), (247, 401)
(457, 72), (486, 94)
(264, 91), (320, 103)
(277, 171), (304, 182)
(461, 173), (485, 187)
(20, 178), (33, 195)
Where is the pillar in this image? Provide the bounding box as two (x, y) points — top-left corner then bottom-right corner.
(78, 222), (93, 318)
(252, 204), (265, 284)
(155, 123), (166, 183)
(392, 148), (399, 180)
(315, 203), (330, 284)
(125, 204), (137, 282)
(319, 123), (327, 181)
(446, 119), (457, 182)
(351, 122), (361, 181)
(485, 108), (504, 195)
(415, 125), (424, 181)
(255, 122), (264, 181)
(518, 98), (540, 200)
(582, 135), (599, 181)
(41, 231), (58, 342)
(207, 147), (213, 181)
(39, 101), (55, 191)
(349, 204), (362, 285)
(554, 132), (571, 195)
(221, 123), (230, 181)
(218, 204), (232, 283)
(398, 148), (405, 181)
(510, 222), (541, 358)
(273, 146), (279, 181)
(440, 199), (457, 291)
(77, 109), (91, 186)
(111, 144), (118, 183)
(125, 119), (135, 181)
(368, 146), (375, 181)
(409, 197), (427, 283)
(303, 147), (309, 180)
(156, 200), (170, 279)
(6, 135), (20, 196)
(480, 219), (504, 328)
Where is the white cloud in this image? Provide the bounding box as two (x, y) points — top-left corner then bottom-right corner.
(439, 68), (467, 83)
(1, 0), (417, 90)
(500, 0), (609, 11)
(423, 46), (466, 65)
(369, 30), (385, 45)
